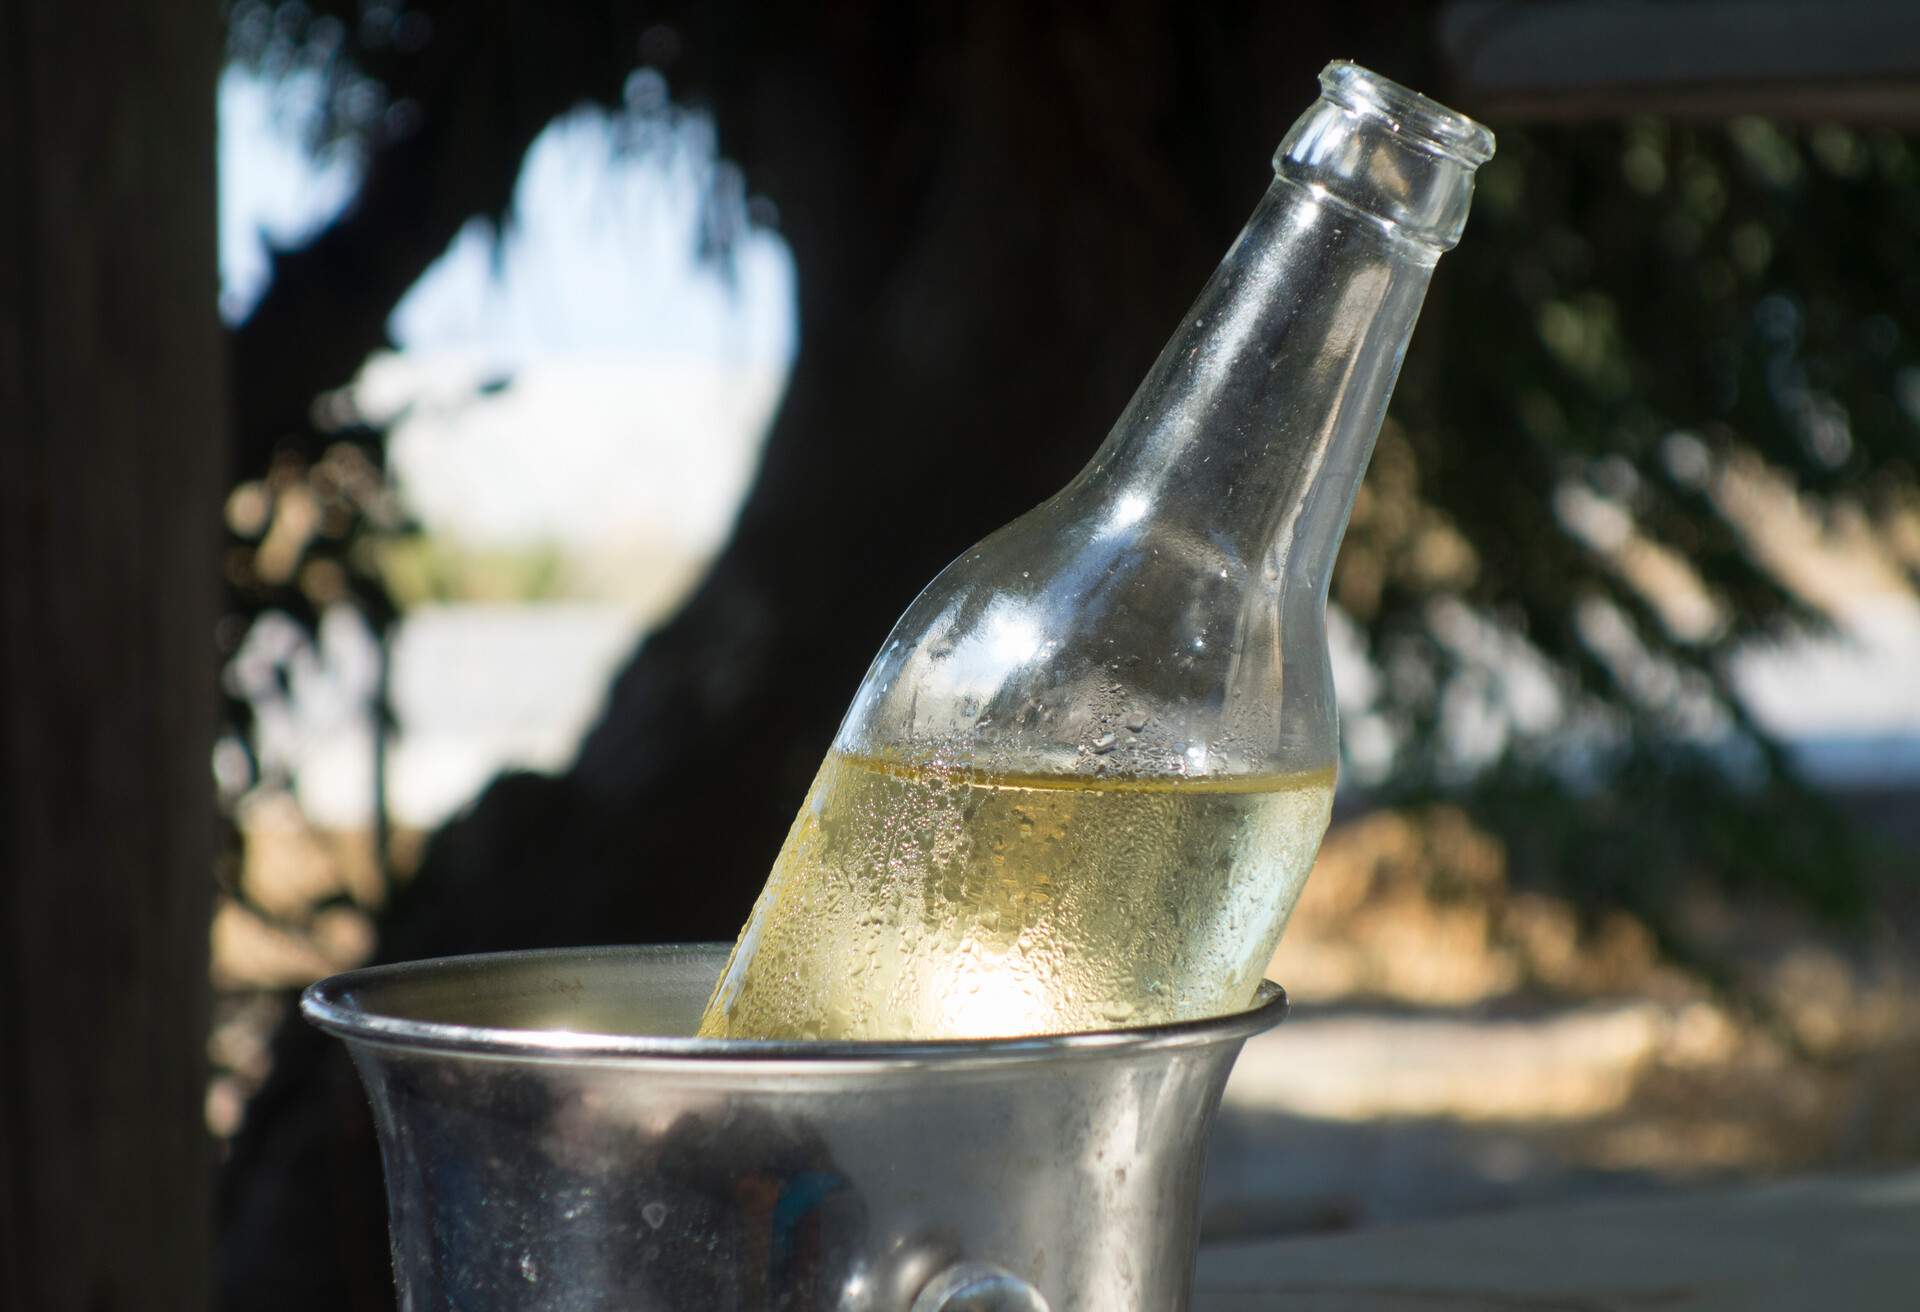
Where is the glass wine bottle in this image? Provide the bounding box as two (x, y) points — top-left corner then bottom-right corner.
(701, 62), (1495, 1039)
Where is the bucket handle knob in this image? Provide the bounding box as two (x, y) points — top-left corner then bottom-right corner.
(910, 1260), (1050, 1312)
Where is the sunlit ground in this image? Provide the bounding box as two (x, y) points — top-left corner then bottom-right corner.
(1206, 800), (1920, 1238)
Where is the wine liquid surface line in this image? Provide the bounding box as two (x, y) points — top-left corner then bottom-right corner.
(698, 753), (1334, 1040)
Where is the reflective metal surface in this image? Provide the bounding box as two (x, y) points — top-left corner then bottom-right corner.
(303, 944), (1286, 1311)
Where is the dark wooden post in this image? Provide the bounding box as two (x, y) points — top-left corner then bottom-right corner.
(0, 0), (224, 1307)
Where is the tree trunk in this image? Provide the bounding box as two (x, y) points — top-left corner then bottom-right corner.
(0, 1), (224, 1308)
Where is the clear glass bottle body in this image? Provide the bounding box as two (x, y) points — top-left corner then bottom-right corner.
(702, 64), (1493, 1039)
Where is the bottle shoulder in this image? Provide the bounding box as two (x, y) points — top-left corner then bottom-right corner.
(836, 495), (1337, 777)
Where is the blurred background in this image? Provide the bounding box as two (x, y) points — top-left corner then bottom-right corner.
(5, 1), (1919, 1309)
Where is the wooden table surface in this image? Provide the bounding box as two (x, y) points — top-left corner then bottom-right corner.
(1193, 1169), (1920, 1310)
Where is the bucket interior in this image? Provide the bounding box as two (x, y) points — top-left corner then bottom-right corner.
(312, 943), (725, 1038)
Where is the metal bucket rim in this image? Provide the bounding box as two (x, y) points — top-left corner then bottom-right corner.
(301, 943), (1287, 1070)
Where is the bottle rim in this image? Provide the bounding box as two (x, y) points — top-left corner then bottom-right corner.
(1318, 61), (1495, 166)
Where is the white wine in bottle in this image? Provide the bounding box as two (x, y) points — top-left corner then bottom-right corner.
(701, 62), (1493, 1040)
(701, 753), (1334, 1039)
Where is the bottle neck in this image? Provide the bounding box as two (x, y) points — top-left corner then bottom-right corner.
(1072, 86), (1482, 595)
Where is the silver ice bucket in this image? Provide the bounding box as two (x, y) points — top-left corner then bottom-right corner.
(302, 944), (1286, 1311)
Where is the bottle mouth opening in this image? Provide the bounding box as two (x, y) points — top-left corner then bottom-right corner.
(1318, 61), (1495, 166)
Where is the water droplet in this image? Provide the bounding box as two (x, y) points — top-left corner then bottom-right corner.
(642, 1201), (668, 1229)
(1092, 732), (1118, 754)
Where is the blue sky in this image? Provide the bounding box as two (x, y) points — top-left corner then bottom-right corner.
(218, 65), (796, 366)
(218, 64), (796, 557)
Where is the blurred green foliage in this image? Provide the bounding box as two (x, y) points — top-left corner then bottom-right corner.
(374, 537), (573, 607)
(1356, 117), (1920, 925)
